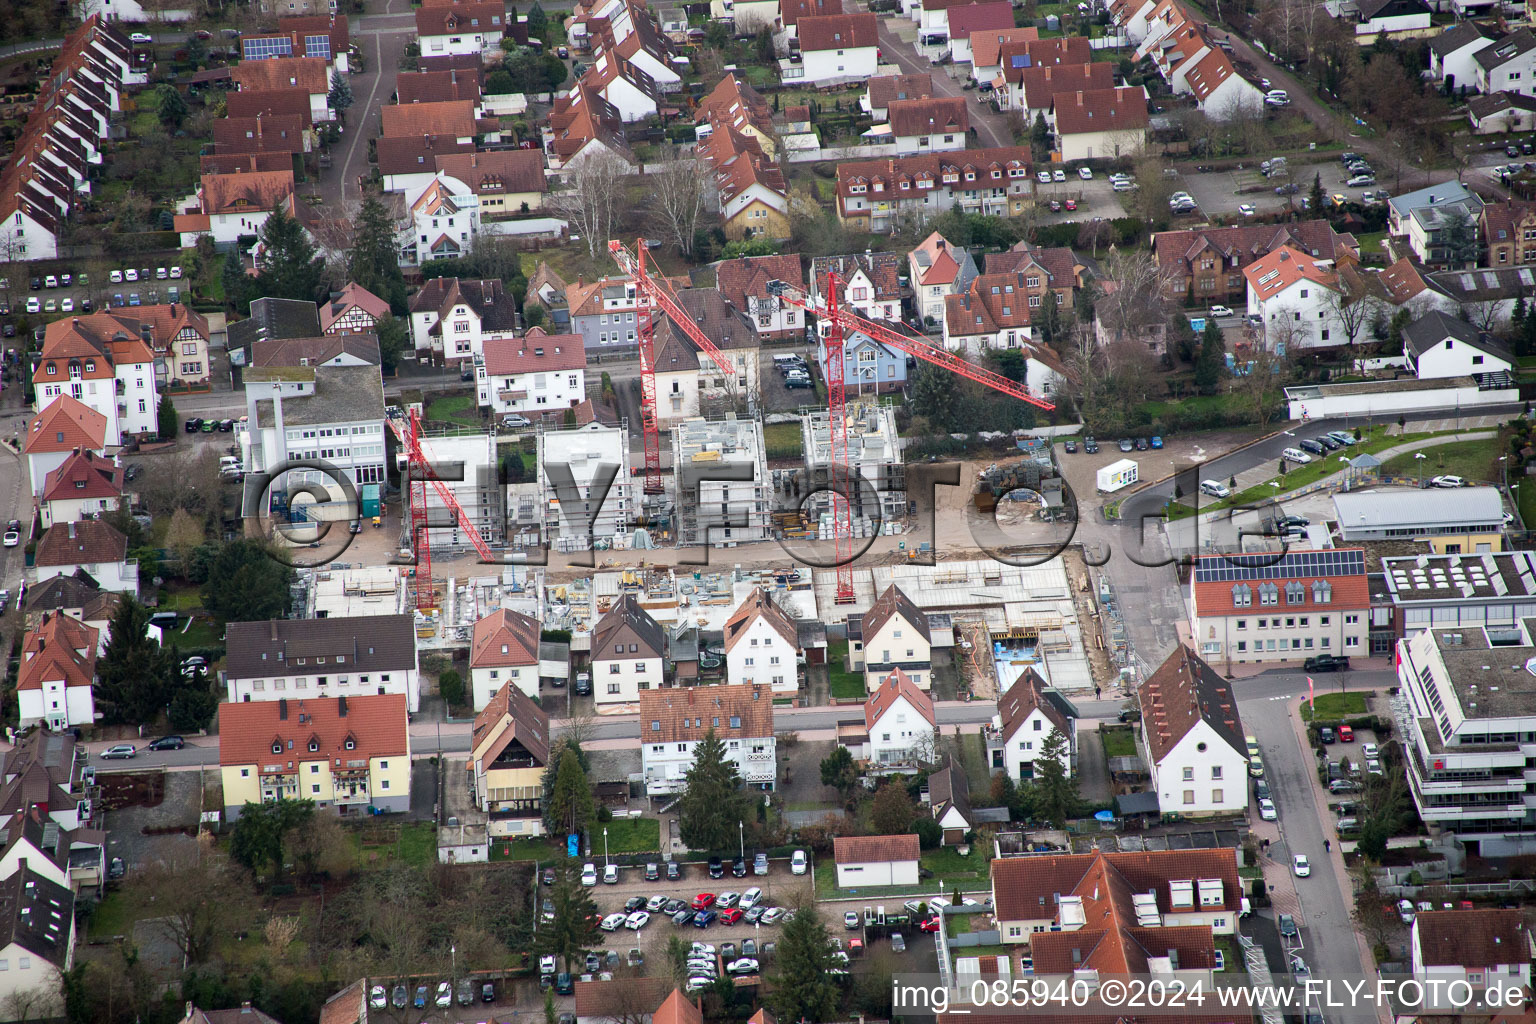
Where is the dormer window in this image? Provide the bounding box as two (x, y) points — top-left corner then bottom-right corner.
(308, 738), (319, 752)
(344, 737), (356, 750)
(272, 741), (283, 754)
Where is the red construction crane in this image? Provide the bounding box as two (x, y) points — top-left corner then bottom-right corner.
(387, 407), (499, 610)
(609, 239), (738, 495)
(767, 275), (1056, 603)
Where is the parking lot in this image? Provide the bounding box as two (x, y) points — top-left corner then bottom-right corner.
(0, 261), (190, 326)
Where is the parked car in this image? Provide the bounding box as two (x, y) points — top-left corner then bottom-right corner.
(1431, 475), (1465, 488)
(101, 744), (137, 759)
(708, 856), (723, 878)
(1297, 438), (1326, 455)
(753, 853), (768, 875)
(391, 986), (407, 1009)
(1208, 305), (1234, 319)
(1318, 726), (1336, 744)
(147, 735), (185, 750)
(1304, 654), (1349, 672)
(790, 850), (807, 875)
(581, 863), (597, 885)
(1078, 166), (1093, 179)
(1281, 447), (1312, 464)
(1258, 799), (1277, 821)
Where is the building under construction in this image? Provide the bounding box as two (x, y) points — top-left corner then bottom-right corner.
(402, 431), (506, 553)
(536, 418), (636, 552)
(671, 416), (769, 547)
(799, 402), (908, 524)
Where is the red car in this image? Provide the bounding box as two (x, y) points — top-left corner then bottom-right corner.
(692, 893), (717, 909)
(1064, 198), (1077, 211)
(720, 908), (744, 925)
(918, 917), (942, 933)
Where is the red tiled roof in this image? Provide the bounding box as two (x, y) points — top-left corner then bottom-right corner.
(970, 25), (1039, 68)
(320, 282), (391, 332)
(1015, 61), (1115, 110)
(200, 169), (296, 214)
(997, 666), (1070, 739)
(232, 56), (329, 95)
(1136, 646), (1246, 764)
(470, 608), (540, 669)
(888, 96), (968, 138)
(714, 254), (805, 312)
(435, 149), (548, 195)
(1051, 86), (1148, 135)
(864, 668), (935, 730)
(34, 520), (127, 568)
(212, 114), (307, 155)
(1152, 220), (1359, 281)
(696, 74), (775, 139)
(910, 232), (963, 287)
(1190, 549), (1370, 617)
(835, 146), (1033, 211)
(471, 679), (550, 767)
(637, 683), (775, 743)
(1243, 244), (1340, 299)
(225, 89), (315, 127)
(1415, 909), (1531, 968)
(395, 69), (482, 105)
(482, 328), (585, 375)
(946, 1), (1016, 38)
(867, 73), (935, 112)
(991, 847), (1242, 921)
(376, 134), (474, 176)
(651, 991), (704, 1024)
(780, 0), (842, 26)
(381, 100), (478, 140)
(18, 612), (98, 693)
(25, 396), (107, 455)
(41, 448), (122, 503)
(416, 1), (505, 36)
(798, 12), (877, 51)
(219, 694), (410, 771)
(723, 588), (798, 654)
(833, 833), (920, 865)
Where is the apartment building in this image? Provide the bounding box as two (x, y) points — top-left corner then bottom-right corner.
(469, 680), (549, 836)
(469, 608), (541, 708)
(17, 613), (98, 732)
(408, 276), (519, 366)
(1189, 549), (1371, 665)
(225, 614), (421, 712)
(672, 417), (770, 547)
(1152, 220), (1359, 305)
(835, 147), (1035, 233)
(536, 418), (635, 551)
(476, 328), (586, 420)
(591, 593), (667, 706)
(638, 684), (776, 796)
(34, 315), (160, 444)
(1137, 646), (1249, 816)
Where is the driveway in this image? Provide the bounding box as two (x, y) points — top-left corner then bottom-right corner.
(866, 12), (1016, 150)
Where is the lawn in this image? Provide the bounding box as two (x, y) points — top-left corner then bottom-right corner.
(393, 822), (436, 866)
(88, 890), (137, 940)
(1354, 230), (1389, 256)
(600, 817), (661, 854)
(1300, 691), (1368, 721)
(921, 846), (989, 886)
(426, 394), (480, 427)
(827, 640), (866, 700)
(763, 421), (803, 460)
(493, 838), (561, 862)
(1098, 726), (1138, 759)
(1517, 477), (1536, 529)
(1380, 435), (1506, 486)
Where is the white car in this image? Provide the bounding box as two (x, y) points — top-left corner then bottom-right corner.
(1238, 204), (1256, 217)
(1431, 475), (1464, 488)
(726, 958), (760, 976)
(690, 942), (716, 956)
(60, 297), (73, 312)
(625, 911), (651, 930)
(1169, 191), (1193, 203)
(1208, 305), (1234, 318)
(1397, 898), (1416, 924)
(600, 913), (627, 931)
(125, 269), (139, 282)
(740, 887), (762, 908)
(716, 891), (740, 908)
(1052, 168), (1066, 182)
(130, 31), (153, 43)
(2, 531), (18, 548)
(1265, 89), (1290, 106)
(435, 983), (451, 1009)
(1078, 166), (1093, 180)
(369, 987), (386, 1010)
(760, 907), (786, 924)
(581, 863), (597, 886)
(790, 850), (807, 875)
(540, 955), (557, 974)
(169, 265), (183, 279)
(603, 863), (618, 884)
(1363, 742), (1379, 759)
(1293, 854), (1310, 877)
(109, 270), (123, 283)
(1282, 447), (1312, 463)
(1258, 798), (1277, 821)
(1112, 179), (1136, 192)
(1365, 758), (1382, 775)
(1036, 170), (1052, 184)
(646, 894), (669, 912)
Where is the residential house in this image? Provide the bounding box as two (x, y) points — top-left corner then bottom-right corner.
(989, 666), (1076, 781)
(1423, 265), (1525, 324)
(229, 56), (333, 123)
(1401, 309), (1515, 381)
(545, 82), (635, 170)
(714, 254), (806, 342)
(1474, 29), (1536, 97)
(994, 36), (1093, 111)
(45, 304), (212, 388)
(1410, 909), (1533, 1006)
(33, 521), (136, 595)
(0, 867), (76, 1018)
(218, 694), (411, 820)
(1190, 548), (1369, 667)
(240, 15), (351, 73)
(398, 171), (482, 266)
(1388, 181), (1483, 239)
(583, 0), (681, 97)
(1481, 201), (1536, 266)
(0, 731), (89, 832)
(888, 96), (969, 155)
(990, 847), (1241, 949)
(945, 1), (1015, 64)
(179, 1005), (285, 1024)
(863, 668), (936, 764)
(377, 135), (474, 194)
(250, 334), (381, 370)
(810, 253), (904, 325)
(379, 99), (479, 145)
(723, 588), (799, 693)
(38, 449), (121, 528)
(574, 980), (670, 1024)
(32, 312), (160, 443)
(225, 89), (317, 128)
(1051, 86), (1148, 162)
(242, 363), (388, 491)
(591, 593), (667, 706)
(1340, 0), (1432, 38)
(942, 264), (1075, 393)
(1243, 244), (1350, 349)
(469, 608), (541, 708)
(469, 680), (549, 835)
(794, 14), (878, 85)
(566, 274), (658, 354)
(818, 328), (909, 394)
(224, 614), (421, 712)
(415, 0), (506, 56)
(639, 683), (777, 795)
(408, 276), (519, 365)
(1153, 220), (1360, 305)
(968, 25), (1039, 87)
(212, 114), (310, 157)
(0, 807), (100, 893)
(17, 613), (97, 732)
(926, 758), (973, 843)
(708, 0), (781, 34)
(863, 73), (935, 120)
(320, 283), (391, 336)
(649, 288), (760, 425)
(832, 833), (919, 887)
(434, 149), (548, 218)
(525, 262), (570, 326)
(847, 583), (933, 690)
(696, 74), (778, 158)
(1014, 62), (1116, 124)
(1469, 91), (1536, 133)
(909, 231), (978, 325)
(395, 68), (482, 105)
(834, 147), (1036, 233)
(175, 169), (297, 248)
(24, 397), (106, 499)
(578, 47), (664, 123)
(476, 328), (586, 420)
(1430, 22), (1487, 93)
(1137, 646), (1249, 815)
(698, 129), (791, 241)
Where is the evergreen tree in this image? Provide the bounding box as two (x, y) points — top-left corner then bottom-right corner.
(221, 251), (250, 315)
(158, 395), (178, 441)
(348, 194), (408, 312)
(1029, 112), (1051, 162)
(95, 595), (177, 725)
(526, 0), (548, 37)
(254, 207), (324, 303)
(819, 746), (858, 802)
(542, 862), (600, 971)
(544, 746), (596, 838)
(1194, 318), (1226, 394)
(201, 539), (294, 626)
(676, 728), (751, 853)
(910, 364), (959, 430)
(327, 74), (353, 114)
(1309, 171), (1325, 216)
(156, 84), (188, 130)
(229, 798), (314, 880)
(766, 906), (841, 1024)
(376, 315), (408, 374)
(1037, 289), (1063, 347)
(1034, 730), (1079, 827)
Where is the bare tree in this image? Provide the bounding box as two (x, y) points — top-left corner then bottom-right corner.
(3, 985), (60, 1024)
(552, 151), (631, 260)
(1325, 286), (1379, 353)
(1462, 298), (1507, 333)
(1232, 324), (1296, 430)
(647, 147), (717, 258)
(136, 849), (253, 965)
(1094, 246), (1172, 346)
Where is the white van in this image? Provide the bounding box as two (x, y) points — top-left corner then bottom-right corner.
(1281, 447), (1312, 463)
(1199, 480), (1231, 499)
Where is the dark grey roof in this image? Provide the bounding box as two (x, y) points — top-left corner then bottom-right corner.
(1469, 91), (1536, 117)
(1473, 28), (1536, 72)
(25, 570), (100, 612)
(252, 364), (386, 428)
(1430, 21), (1485, 55)
(1428, 265), (1536, 303)
(1354, 0), (1428, 19)
(927, 756), (971, 823)
(539, 641), (570, 662)
(228, 297), (323, 356)
(592, 593), (666, 661)
(0, 866), (74, 968)
(225, 614), (417, 680)
(1402, 309), (1513, 362)
(1115, 791), (1160, 815)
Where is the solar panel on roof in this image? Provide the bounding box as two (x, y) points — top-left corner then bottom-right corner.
(1194, 549), (1365, 582)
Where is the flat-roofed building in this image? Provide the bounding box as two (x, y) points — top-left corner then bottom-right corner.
(1334, 487), (1507, 552)
(1383, 551), (1536, 639)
